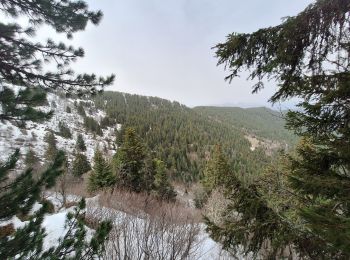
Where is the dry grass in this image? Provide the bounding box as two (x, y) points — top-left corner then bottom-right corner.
(0, 224), (15, 239)
(97, 188), (202, 223)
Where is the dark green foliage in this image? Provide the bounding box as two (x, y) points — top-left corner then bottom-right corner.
(76, 134), (87, 151)
(0, 87), (52, 126)
(72, 153), (91, 177)
(210, 0), (350, 258)
(88, 149), (115, 192)
(194, 106), (297, 146)
(77, 103), (86, 117)
(0, 150), (64, 258)
(24, 149), (38, 168)
(0, 0), (112, 257)
(115, 125), (126, 147)
(41, 199), (112, 259)
(44, 131), (58, 162)
(100, 116), (115, 129)
(58, 121), (72, 139)
(202, 145), (231, 193)
(84, 116), (103, 136)
(94, 91), (268, 184)
(0, 0), (114, 125)
(114, 128), (146, 192)
(152, 159), (176, 201)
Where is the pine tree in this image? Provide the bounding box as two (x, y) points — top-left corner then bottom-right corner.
(77, 103), (87, 117)
(202, 145), (230, 193)
(0, 88), (52, 126)
(76, 133), (87, 151)
(24, 149), (38, 168)
(209, 0), (350, 258)
(44, 131), (58, 162)
(0, 1), (114, 125)
(0, 150), (64, 258)
(114, 127), (146, 192)
(153, 159), (176, 201)
(72, 153), (91, 177)
(88, 149), (115, 192)
(0, 0), (114, 256)
(41, 199), (112, 259)
(58, 121), (72, 139)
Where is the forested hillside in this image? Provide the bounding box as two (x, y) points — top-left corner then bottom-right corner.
(93, 91), (273, 183)
(194, 106), (297, 146)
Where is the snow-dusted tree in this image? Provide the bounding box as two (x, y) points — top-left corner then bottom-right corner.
(44, 131), (58, 162)
(0, 0), (113, 257)
(0, 151), (111, 259)
(24, 148), (38, 168)
(76, 133), (87, 152)
(0, 0), (114, 126)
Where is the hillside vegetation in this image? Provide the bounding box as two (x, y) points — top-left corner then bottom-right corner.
(194, 106), (297, 146)
(93, 91), (292, 183)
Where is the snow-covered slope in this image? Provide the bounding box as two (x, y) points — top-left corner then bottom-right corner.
(0, 92), (118, 168)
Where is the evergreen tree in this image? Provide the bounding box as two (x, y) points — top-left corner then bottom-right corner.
(88, 149), (115, 192)
(141, 155), (157, 193)
(0, 150), (63, 258)
(153, 159), (176, 201)
(24, 149), (38, 168)
(76, 133), (87, 151)
(44, 131), (58, 162)
(58, 121), (72, 139)
(66, 106), (72, 113)
(0, 88), (52, 126)
(0, 150), (111, 259)
(77, 103), (87, 117)
(0, 0), (114, 125)
(208, 0), (350, 258)
(202, 145), (230, 193)
(72, 153), (91, 177)
(41, 199), (112, 259)
(114, 127), (146, 192)
(84, 116), (103, 136)
(0, 0), (113, 257)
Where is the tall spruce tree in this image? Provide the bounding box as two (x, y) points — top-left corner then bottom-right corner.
(88, 149), (115, 192)
(202, 145), (230, 193)
(208, 0), (350, 258)
(44, 131), (58, 162)
(114, 127), (146, 192)
(0, 0), (113, 257)
(24, 148), (38, 168)
(153, 159), (176, 201)
(72, 153), (91, 177)
(76, 133), (87, 152)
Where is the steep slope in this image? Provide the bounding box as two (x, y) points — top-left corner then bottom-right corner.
(93, 91), (270, 183)
(0, 92), (117, 169)
(1, 90), (291, 184)
(194, 106), (297, 150)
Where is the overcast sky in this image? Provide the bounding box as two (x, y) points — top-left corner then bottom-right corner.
(46, 0), (314, 107)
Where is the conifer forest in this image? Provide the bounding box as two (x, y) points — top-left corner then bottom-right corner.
(1, 0), (349, 259)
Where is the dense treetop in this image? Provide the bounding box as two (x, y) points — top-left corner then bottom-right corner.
(93, 91), (274, 183)
(207, 0), (350, 258)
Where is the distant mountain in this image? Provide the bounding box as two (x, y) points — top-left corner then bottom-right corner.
(193, 106), (297, 147)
